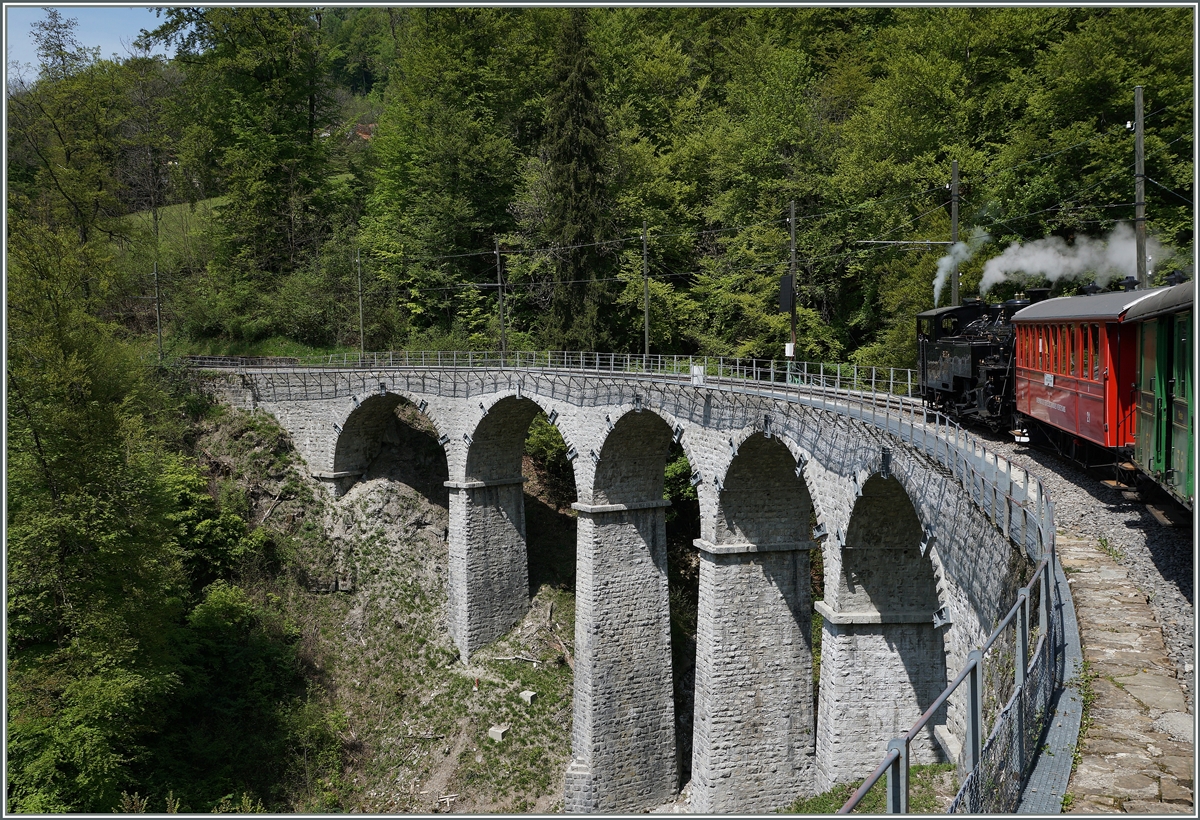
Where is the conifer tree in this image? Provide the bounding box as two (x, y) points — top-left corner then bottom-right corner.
(541, 9), (615, 350)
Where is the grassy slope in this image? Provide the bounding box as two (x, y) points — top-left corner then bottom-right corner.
(198, 401), (577, 812)
(785, 763), (958, 814)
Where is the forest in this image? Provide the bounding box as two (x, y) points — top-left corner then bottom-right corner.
(5, 6), (1193, 812)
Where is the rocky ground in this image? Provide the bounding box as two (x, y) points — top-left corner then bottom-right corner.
(1058, 535), (1194, 813)
(200, 404), (579, 813)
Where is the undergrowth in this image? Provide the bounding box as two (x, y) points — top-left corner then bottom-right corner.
(785, 762), (958, 814)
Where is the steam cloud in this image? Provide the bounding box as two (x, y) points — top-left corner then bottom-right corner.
(932, 227), (990, 306)
(979, 222), (1167, 295)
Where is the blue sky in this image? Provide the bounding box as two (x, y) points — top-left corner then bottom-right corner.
(5, 5), (171, 75)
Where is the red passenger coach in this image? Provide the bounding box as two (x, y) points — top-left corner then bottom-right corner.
(1011, 290), (1157, 450)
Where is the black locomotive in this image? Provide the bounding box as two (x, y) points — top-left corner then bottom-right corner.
(916, 293), (1041, 430)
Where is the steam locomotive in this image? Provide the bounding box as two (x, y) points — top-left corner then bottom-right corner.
(917, 281), (1194, 510)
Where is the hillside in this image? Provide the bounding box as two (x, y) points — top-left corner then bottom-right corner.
(192, 402), (579, 812)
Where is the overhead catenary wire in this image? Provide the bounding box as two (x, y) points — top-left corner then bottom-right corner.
(1143, 177), (1192, 206)
(143, 124), (1191, 307)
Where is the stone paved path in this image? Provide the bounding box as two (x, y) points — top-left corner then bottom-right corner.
(1059, 536), (1194, 814)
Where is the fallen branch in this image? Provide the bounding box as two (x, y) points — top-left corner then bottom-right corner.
(260, 489), (285, 523)
(545, 625), (574, 671)
(492, 655), (540, 665)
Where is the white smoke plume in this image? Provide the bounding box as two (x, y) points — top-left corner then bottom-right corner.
(979, 222), (1167, 295)
(932, 227), (990, 306)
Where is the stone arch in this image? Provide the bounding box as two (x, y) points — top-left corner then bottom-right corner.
(764, 419), (828, 549)
(716, 433), (814, 546)
(816, 470), (948, 787)
(466, 394), (546, 482)
(592, 409), (676, 503)
(450, 393), (583, 661)
(690, 433), (817, 812)
(330, 392), (447, 494)
(839, 474), (938, 616)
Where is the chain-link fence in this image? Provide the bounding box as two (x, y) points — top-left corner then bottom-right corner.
(948, 561), (1061, 813)
(839, 553), (1060, 815)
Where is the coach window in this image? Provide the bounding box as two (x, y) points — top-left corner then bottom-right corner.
(1081, 327), (1090, 381)
(1035, 325), (1043, 369)
(1069, 324), (1078, 375)
(1090, 324), (1101, 379)
(1060, 324), (1069, 374)
(1054, 325), (1063, 373)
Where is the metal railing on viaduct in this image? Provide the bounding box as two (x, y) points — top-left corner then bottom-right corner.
(182, 350), (1080, 814)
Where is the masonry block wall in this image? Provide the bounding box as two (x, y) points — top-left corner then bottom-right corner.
(690, 433), (816, 812)
(443, 397), (544, 659)
(568, 504), (676, 812)
(566, 411), (678, 812)
(692, 549), (814, 812)
(445, 482), (528, 660)
(198, 368), (1033, 812)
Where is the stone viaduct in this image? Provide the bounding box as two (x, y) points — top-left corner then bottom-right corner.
(197, 359), (1045, 813)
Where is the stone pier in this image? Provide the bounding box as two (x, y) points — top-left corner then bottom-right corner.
(691, 544), (814, 812)
(566, 502), (677, 813)
(445, 478), (529, 661)
(815, 474), (947, 788)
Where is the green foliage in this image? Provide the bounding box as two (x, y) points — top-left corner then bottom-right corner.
(6, 211), (344, 811)
(5, 10), (1196, 804)
(130, 582), (338, 812)
(524, 414), (576, 509)
(663, 450), (697, 504)
(11, 8), (1194, 360)
(537, 10), (617, 350)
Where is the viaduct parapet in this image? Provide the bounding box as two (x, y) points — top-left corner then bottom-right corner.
(199, 362), (1045, 813)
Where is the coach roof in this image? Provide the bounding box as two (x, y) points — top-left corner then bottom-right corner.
(1011, 289), (1158, 323)
(1121, 281), (1194, 322)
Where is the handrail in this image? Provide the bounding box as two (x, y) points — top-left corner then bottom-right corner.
(176, 350), (919, 396)
(839, 556), (1056, 813)
(839, 748), (901, 814)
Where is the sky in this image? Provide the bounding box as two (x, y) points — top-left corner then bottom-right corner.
(5, 5), (171, 76)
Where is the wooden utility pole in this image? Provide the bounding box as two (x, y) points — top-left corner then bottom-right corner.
(642, 220), (650, 357)
(356, 248), (365, 354)
(789, 200), (797, 351)
(495, 239), (506, 357)
(951, 159), (960, 306)
(153, 261), (163, 364)
(1134, 86), (1147, 288)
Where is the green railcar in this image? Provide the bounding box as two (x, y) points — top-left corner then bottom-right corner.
(1128, 283), (1193, 510)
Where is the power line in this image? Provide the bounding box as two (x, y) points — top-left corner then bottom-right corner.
(1144, 176), (1193, 206)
